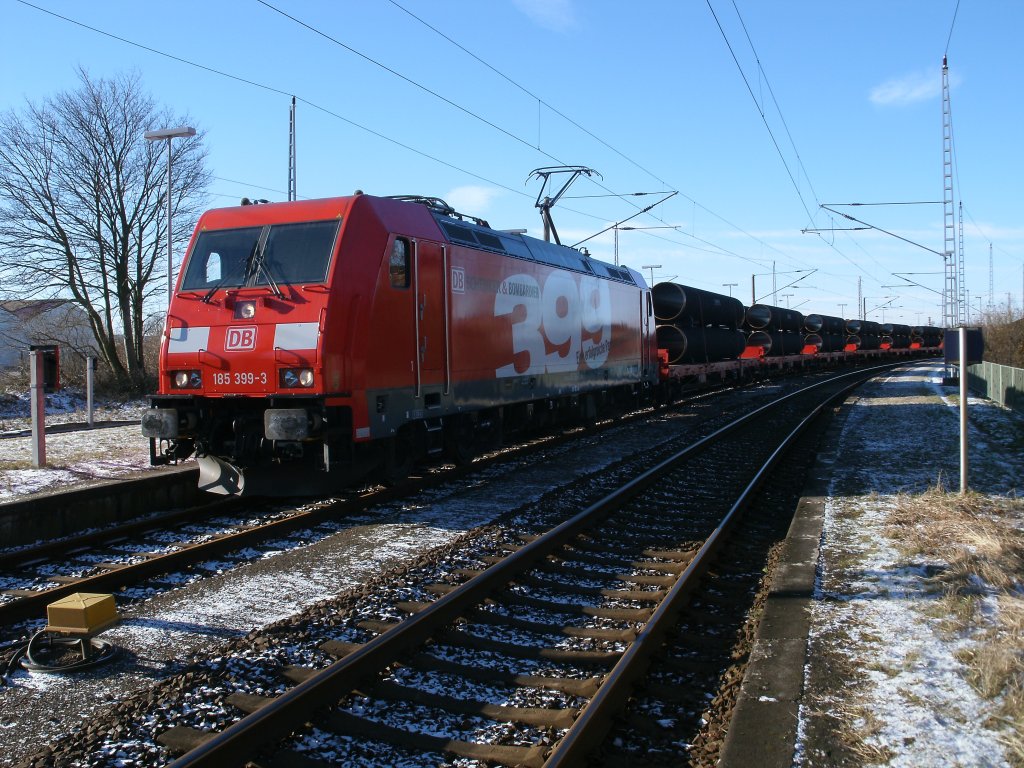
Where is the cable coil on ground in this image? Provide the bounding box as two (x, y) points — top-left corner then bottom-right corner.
(2, 629), (118, 682)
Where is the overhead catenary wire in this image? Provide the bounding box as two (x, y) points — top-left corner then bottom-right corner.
(729, 0), (823, 218)
(385, 0), (676, 191)
(19, 0), (848, 281)
(377, 0), (819, 271)
(252, 1), (799, 271)
(706, 0), (815, 224)
(945, 0), (961, 56)
(12, 0), (531, 202)
(705, 0), (883, 286)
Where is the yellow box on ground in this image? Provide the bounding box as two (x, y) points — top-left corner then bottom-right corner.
(45, 592), (118, 634)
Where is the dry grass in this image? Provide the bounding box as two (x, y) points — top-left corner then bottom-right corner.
(888, 486), (1024, 593)
(887, 485), (1024, 762)
(831, 703), (898, 764)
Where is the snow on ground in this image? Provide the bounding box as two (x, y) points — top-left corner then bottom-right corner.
(0, 388), (151, 500)
(797, 363), (1023, 767)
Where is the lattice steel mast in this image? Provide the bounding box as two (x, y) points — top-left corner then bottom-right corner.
(941, 55), (957, 327)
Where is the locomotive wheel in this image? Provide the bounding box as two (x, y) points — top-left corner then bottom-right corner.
(444, 415), (476, 466)
(380, 430), (415, 486)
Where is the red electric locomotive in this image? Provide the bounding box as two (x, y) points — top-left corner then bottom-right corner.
(142, 193), (658, 495)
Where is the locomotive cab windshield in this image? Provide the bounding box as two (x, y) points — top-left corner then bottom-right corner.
(181, 219), (340, 295)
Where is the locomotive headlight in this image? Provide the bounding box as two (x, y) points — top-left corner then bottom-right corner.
(171, 370), (202, 389)
(234, 300), (257, 320)
(280, 368), (314, 388)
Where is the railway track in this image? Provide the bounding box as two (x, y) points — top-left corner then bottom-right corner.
(0, 372), (792, 631)
(150, 364), (892, 768)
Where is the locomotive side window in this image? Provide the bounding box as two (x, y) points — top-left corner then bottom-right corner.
(390, 238), (410, 288)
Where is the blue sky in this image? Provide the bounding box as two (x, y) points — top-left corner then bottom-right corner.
(3, 0), (1021, 326)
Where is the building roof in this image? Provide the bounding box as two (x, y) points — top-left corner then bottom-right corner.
(0, 300), (72, 321)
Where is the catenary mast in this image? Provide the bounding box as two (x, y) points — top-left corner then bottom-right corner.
(941, 55), (958, 328)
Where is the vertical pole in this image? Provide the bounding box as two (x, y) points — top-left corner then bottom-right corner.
(30, 350), (46, 468)
(86, 355), (95, 428)
(751, 274), (755, 305)
(959, 326), (968, 494)
(288, 95), (297, 202)
(166, 138), (173, 305)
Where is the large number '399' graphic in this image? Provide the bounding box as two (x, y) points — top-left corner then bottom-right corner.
(495, 273), (612, 377)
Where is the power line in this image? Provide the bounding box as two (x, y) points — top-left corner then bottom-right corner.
(213, 176), (304, 199)
(254, 0), (802, 269)
(729, 0), (822, 216)
(945, 0), (961, 56)
(18, 0), (810, 275)
(706, 0), (815, 223)
(13, 0), (529, 201)
(705, 0), (880, 283)
(256, 0), (554, 162)
(386, 0), (675, 190)
(383, 0), (811, 270)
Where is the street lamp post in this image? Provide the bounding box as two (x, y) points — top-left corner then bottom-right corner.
(145, 126), (196, 304)
(722, 283), (737, 297)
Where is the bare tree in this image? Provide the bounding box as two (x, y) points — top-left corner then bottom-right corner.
(0, 68), (210, 392)
(979, 299), (1024, 368)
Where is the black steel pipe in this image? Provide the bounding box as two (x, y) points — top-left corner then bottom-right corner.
(805, 313), (845, 335)
(767, 331), (802, 356)
(652, 282), (744, 328)
(657, 324), (745, 364)
(743, 330), (773, 355)
(817, 332), (846, 353)
(745, 304), (803, 332)
(802, 333), (823, 353)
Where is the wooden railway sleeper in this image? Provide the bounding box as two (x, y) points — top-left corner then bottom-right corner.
(351, 680), (579, 729)
(398, 653), (603, 698)
(227, 682), (580, 731)
(466, 606), (639, 642)
(529, 558), (678, 587)
(513, 573), (667, 602)
(395, 595), (653, 625)
(498, 591), (654, 622)
(321, 710), (549, 768)
(543, 547), (694, 575)
(435, 628), (620, 665)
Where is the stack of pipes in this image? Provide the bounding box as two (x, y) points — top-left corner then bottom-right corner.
(652, 283), (746, 364)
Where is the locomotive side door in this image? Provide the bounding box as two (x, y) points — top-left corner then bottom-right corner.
(414, 239), (449, 396)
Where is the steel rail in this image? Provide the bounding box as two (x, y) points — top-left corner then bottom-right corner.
(167, 363), (900, 768)
(540, 366), (878, 766)
(0, 491), (379, 625)
(0, 380), (724, 627)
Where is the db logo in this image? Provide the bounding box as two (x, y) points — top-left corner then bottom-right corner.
(451, 266), (466, 294)
(225, 327), (257, 351)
